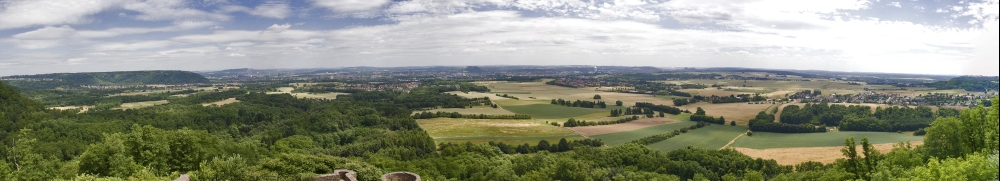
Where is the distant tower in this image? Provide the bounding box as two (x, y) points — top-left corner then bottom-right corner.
(593, 66), (598, 73)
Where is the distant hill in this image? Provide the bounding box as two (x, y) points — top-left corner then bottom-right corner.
(3, 70), (209, 89)
(0, 80), (44, 121)
(926, 76), (1000, 92)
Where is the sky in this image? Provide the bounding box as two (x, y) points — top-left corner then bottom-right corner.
(0, 0), (997, 76)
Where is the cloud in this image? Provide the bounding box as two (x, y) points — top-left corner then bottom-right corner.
(121, 0), (230, 22)
(259, 24), (292, 34)
(220, 3), (292, 19)
(890, 2), (902, 8)
(311, 0), (392, 12)
(0, 0), (120, 30)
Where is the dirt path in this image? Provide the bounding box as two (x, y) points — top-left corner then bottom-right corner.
(720, 131), (749, 150)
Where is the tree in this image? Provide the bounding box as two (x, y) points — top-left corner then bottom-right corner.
(594, 95), (602, 99)
(842, 137), (861, 180)
(731, 121), (737, 126)
(536, 140), (551, 152)
(659, 112), (666, 118)
(557, 138), (571, 152)
(695, 107), (706, 116)
(616, 100), (623, 106)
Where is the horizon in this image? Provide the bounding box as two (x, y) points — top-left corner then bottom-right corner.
(2, 0), (998, 76)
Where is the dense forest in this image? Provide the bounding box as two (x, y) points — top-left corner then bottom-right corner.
(926, 76), (999, 92)
(1, 80), (998, 181)
(3, 71), (209, 89)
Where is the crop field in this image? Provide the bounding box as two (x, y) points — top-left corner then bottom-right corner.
(592, 121), (700, 146)
(418, 107), (517, 115)
(679, 103), (774, 124)
(117, 100), (170, 110)
(202, 98), (240, 107)
(487, 82), (681, 107)
(731, 131), (924, 149)
(736, 142), (924, 165)
(502, 104), (622, 119)
(416, 118), (581, 145)
(568, 117), (681, 137)
(646, 125), (749, 152)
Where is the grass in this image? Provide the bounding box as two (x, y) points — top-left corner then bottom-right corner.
(732, 131), (924, 149)
(592, 121), (700, 146)
(646, 125), (749, 152)
(502, 104), (621, 119)
(417, 118), (581, 145)
(434, 136), (585, 146)
(417, 118), (578, 139)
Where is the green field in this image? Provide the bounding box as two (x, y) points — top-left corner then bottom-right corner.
(416, 118), (581, 145)
(732, 131), (924, 149)
(502, 104), (623, 119)
(434, 136), (585, 146)
(646, 125), (749, 152)
(592, 121), (700, 146)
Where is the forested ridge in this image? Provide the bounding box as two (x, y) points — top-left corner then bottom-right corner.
(4, 71), (209, 89)
(926, 76), (999, 91)
(1, 80), (998, 181)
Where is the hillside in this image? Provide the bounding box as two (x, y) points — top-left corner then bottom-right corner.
(3, 70), (209, 89)
(927, 76), (1000, 92)
(0, 81), (45, 126)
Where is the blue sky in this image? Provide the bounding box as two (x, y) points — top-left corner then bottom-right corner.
(1, 0), (997, 76)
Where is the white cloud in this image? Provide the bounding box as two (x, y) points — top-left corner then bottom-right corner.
(93, 40), (177, 51)
(220, 3), (292, 19)
(890, 2), (902, 8)
(122, 0), (230, 22)
(12, 26), (77, 39)
(311, 0), (392, 12)
(0, 0), (120, 30)
(259, 24), (293, 34)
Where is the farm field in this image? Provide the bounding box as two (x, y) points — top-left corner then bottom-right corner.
(416, 118), (580, 145)
(646, 125), (749, 152)
(568, 117), (681, 137)
(679, 103), (774, 124)
(447, 91), (511, 100)
(49, 106), (93, 113)
(202, 98), (240, 107)
(592, 121), (700, 146)
(117, 100), (169, 110)
(736, 142), (924, 165)
(731, 131), (924, 149)
(486, 82), (680, 107)
(502, 104), (622, 119)
(110, 90), (170, 96)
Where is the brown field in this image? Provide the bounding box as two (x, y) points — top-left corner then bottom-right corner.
(49, 106), (93, 113)
(202, 98), (240, 107)
(117, 100), (169, 110)
(680, 103), (774, 124)
(567, 117), (681, 137)
(446, 91), (510, 100)
(735, 142), (924, 165)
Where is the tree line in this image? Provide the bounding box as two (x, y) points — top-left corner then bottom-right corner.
(634, 102), (683, 115)
(411, 112), (531, 120)
(777, 102), (960, 132)
(550, 98), (607, 108)
(562, 116), (641, 127)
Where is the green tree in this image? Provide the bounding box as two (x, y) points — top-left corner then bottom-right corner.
(272, 135), (316, 153)
(925, 117), (966, 158)
(594, 95), (602, 99)
(7, 130), (59, 181)
(536, 140), (551, 153)
(743, 169), (765, 181)
(695, 107), (706, 116)
(901, 153), (997, 181)
(841, 137), (861, 179)
(557, 138), (571, 152)
(616, 100), (623, 106)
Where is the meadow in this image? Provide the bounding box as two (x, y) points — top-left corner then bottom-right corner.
(646, 125), (749, 152)
(501, 104), (623, 119)
(731, 131), (925, 149)
(416, 118), (581, 145)
(679, 102), (774, 124)
(592, 121), (700, 146)
(117, 100), (170, 110)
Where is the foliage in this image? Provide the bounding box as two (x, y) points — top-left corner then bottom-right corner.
(562, 116), (640, 127)
(551, 99), (607, 108)
(412, 111), (531, 119)
(748, 111), (826, 133)
(634, 102), (683, 115)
